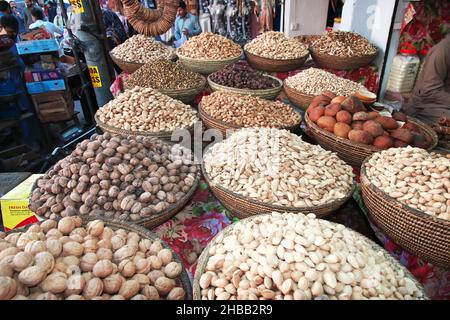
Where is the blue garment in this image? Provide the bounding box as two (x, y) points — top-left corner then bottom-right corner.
(174, 13), (201, 41)
(13, 9), (26, 34)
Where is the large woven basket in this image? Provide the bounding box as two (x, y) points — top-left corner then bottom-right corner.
(207, 75), (283, 100)
(201, 164), (353, 219)
(124, 77), (206, 103)
(95, 114), (196, 141)
(7, 217), (193, 299)
(176, 49), (242, 75)
(310, 48), (378, 70)
(30, 166), (200, 230)
(283, 83), (315, 110)
(304, 113), (438, 166)
(193, 214), (428, 300)
(110, 52), (144, 74)
(198, 102), (302, 137)
(360, 157), (450, 269)
(244, 50), (309, 72)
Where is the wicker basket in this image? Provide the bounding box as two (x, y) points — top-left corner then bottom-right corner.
(30, 171), (200, 230)
(198, 102), (302, 137)
(304, 113), (438, 166)
(124, 77), (206, 103)
(244, 50), (309, 73)
(110, 52), (144, 74)
(360, 157), (450, 269)
(7, 217), (193, 299)
(283, 83), (315, 110)
(202, 164), (353, 219)
(207, 75), (283, 100)
(193, 214), (428, 300)
(95, 114), (196, 141)
(176, 50), (243, 75)
(310, 48), (378, 70)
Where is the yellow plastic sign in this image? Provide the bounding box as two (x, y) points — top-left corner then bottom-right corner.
(70, 0), (85, 14)
(1, 174), (43, 231)
(88, 66), (102, 88)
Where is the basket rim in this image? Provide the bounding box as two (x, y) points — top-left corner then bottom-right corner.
(309, 46), (379, 60)
(305, 112), (438, 153)
(243, 48), (310, 62)
(94, 113), (197, 138)
(360, 155), (450, 226)
(109, 51), (146, 66)
(193, 213), (428, 300)
(283, 82), (316, 99)
(198, 101), (303, 132)
(6, 216), (193, 300)
(201, 159), (354, 213)
(207, 74), (283, 95)
(176, 48), (243, 63)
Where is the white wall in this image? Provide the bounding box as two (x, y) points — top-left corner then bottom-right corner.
(283, 0), (329, 37)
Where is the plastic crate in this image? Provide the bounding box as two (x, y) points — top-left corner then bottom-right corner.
(16, 39), (59, 55)
(25, 79), (66, 94)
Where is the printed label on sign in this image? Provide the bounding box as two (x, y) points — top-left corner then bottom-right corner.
(88, 66), (102, 88)
(70, 0), (84, 14)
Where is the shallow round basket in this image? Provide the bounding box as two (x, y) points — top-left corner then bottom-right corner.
(176, 49), (242, 75)
(304, 113), (438, 166)
(110, 52), (144, 74)
(244, 50), (309, 72)
(310, 48), (378, 70)
(193, 214), (428, 300)
(201, 164), (353, 219)
(207, 75), (282, 100)
(124, 77), (206, 104)
(30, 171), (200, 230)
(7, 217), (193, 299)
(198, 102), (302, 137)
(283, 83), (315, 110)
(360, 157), (450, 269)
(94, 114), (195, 141)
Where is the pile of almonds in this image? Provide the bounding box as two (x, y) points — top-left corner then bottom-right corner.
(198, 212), (425, 300)
(285, 68), (364, 96)
(201, 92), (301, 128)
(125, 59), (205, 91)
(29, 133), (199, 222)
(110, 35), (175, 63)
(312, 31), (377, 57)
(365, 147), (450, 220)
(203, 128), (354, 208)
(245, 31), (309, 60)
(0, 218), (186, 300)
(96, 87), (198, 133)
(178, 32), (242, 60)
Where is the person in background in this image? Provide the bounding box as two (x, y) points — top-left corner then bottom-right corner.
(23, 0), (39, 31)
(402, 34), (450, 124)
(0, 1), (11, 17)
(53, 4), (64, 31)
(173, 0), (201, 45)
(9, 1), (25, 34)
(29, 6), (62, 37)
(101, 8), (128, 50)
(46, 0), (57, 23)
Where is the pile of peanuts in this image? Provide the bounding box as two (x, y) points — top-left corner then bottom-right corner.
(365, 147), (450, 220)
(0, 218), (187, 300)
(125, 59), (205, 91)
(29, 133), (199, 222)
(245, 31), (309, 60)
(198, 212), (425, 300)
(201, 92), (300, 128)
(285, 68), (363, 96)
(312, 31), (377, 57)
(96, 87), (198, 133)
(178, 33), (242, 59)
(204, 128), (354, 208)
(110, 35), (175, 63)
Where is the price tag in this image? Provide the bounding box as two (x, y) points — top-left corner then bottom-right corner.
(70, 0), (84, 14)
(88, 66), (102, 88)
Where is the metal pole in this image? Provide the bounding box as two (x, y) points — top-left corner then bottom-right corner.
(58, 0), (97, 125)
(72, 0), (114, 107)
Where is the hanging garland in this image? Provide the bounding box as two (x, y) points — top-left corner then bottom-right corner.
(120, 0), (178, 36)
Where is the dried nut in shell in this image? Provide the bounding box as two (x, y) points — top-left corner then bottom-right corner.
(92, 260), (114, 278)
(63, 242), (84, 257)
(142, 285), (160, 300)
(39, 272), (68, 293)
(103, 274), (123, 294)
(18, 266), (46, 287)
(87, 220), (104, 237)
(118, 259), (136, 278)
(80, 253), (98, 272)
(118, 280), (140, 299)
(12, 252), (33, 271)
(0, 276), (17, 300)
(65, 274), (86, 296)
(164, 262), (182, 279)
(34, 252), (55, 274)
(154, 277), (176, 296)
(83, 277), (104, 298)
(157, 249), (173, 266)
(58, 217), (76, 235)
(166, 287), (185, 300)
